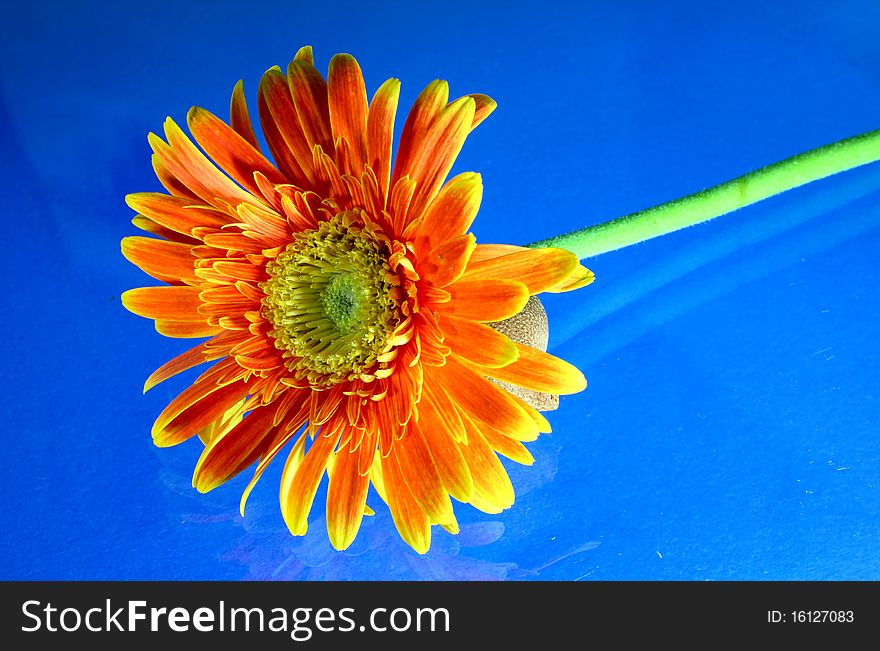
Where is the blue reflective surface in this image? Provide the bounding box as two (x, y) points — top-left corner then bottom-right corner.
(2, 0), (879, 580)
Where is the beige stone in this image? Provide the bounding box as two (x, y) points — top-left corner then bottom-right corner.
(487, 296), (560, 411)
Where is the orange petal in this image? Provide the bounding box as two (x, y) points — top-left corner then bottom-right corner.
(241, 431), (303, 515)
(235, 202), (290, 244)
(388, 177), (416, 235)
(197, 399), (245, 446)
(462, 247), (580, 295)
(230, 79), (260, 151)
(121, 236), (197, 285)
(366, 78), (400, 204)
(545, 264), (596, 293)
(258, 67), (312, 184)
(155, 320), (221, 338)
(280, 427), (341, 536)
(435, 354), (541, 442)
(187, 107), (286, 196)
(403, 96), (476, 226)
(294, 45), (314, 65)
(152, 152), (199, 201)
(481, 425), (536, 465)
(420, 233), (476, 288)
(392, 427), (455, 525)
(390, 79), (448, 193)
(287, 58), (332, 153)
(328, 53), (369, 172)
(210, 260), (266, 283)
(126, 192), (229, 236)
(466, 93), (496, 130)
(469, 243), (524, 263)
(144, 337), (227, 392)
(122, 286), (203, 321)
(462, 344), (587, 395)
(326, 438), (371, 550)
(381, 447), (432, 554)
(442, 279), (529, 321)
(411, 172), (482, 254)
(437, 313), (519, 368)
(131, 215), (198, 245)
(239, 391), (312, 514)
(153, 368), (252, 447)
(416, 383), (474, 501)
(193, 404), (278, 492)
(152, 119), (257, 209)
(458, 413), (515, 513)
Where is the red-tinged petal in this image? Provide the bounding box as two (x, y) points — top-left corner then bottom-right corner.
(239, 392), (312, 514)
(230, 79), (260, 151)
(462, 247), (581, 295)
(154, 119), (258, 209)
(435, 355), (541, 442)
(442, 279), (529, 321)
(154, 380), (252, 448)
(437, 313), (519, 368)
(458, 413), (515, 513)
(287, 59), (332, 154)
(545, 264), (596, 293)
(391, 80), (448, 191)
(381, 448), (431, 554)
(367, 78), (400, 203)
(420, 233), (476, 288)
(388, 177), (416, 235)
(258, 67), (312, 184)
(466, 93), (496, 131)
(326, 438), (371, 550)
(152, 361), (252, 446)
(122, 286), (203, 321)
(392, 427), (455, 525)
(294, 45), (314, 65)
(481, 425), (536, 465)
(241, 430), (304, 515)
(520, 396), (552, 435)
(152, 152), (199, 201)
(416, 384), (473, 501)
(201, 231), (265, 254)
(402, 96), (476, 226)
(280, 427), (341, 536)
(209, 260), (266, 283)
(144, 336), (229, 392)
(412, 172), (482, 253)
(235, 202), (290, 243)
(155, 320), (221, 338)
(121, 236), (197, 285)
(187, 106), (286, 196)
(463, 344), (587, 395)
(369, 449), (387, 500)
(130, 216), (199, 245)
(198, 399), (245, 446)
(328, 53), (369, 172)
(126, 192), (230, 236)
(193, 404), (278, 492)
(469, 243), (524, 263)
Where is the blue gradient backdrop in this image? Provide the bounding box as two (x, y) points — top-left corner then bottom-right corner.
(2, 0), (879, 580)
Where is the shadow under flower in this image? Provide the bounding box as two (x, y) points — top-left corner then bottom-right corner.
(155, 435), (599, 580)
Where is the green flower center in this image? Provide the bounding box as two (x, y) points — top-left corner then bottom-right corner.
(261, 212), (399, 385)
(321, 272), (363, 334)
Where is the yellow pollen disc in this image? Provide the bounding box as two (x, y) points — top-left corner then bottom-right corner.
(261, 212), (400, 386)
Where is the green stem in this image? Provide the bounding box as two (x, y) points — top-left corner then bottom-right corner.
(528, 128), (880, 259)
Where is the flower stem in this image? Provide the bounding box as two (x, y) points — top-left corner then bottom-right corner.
(528, 128), (880, 259)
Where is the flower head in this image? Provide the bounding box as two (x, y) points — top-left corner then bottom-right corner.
(121, 46), (593, 553)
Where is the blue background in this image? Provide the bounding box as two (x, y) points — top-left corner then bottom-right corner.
(2, 0), (878, 580)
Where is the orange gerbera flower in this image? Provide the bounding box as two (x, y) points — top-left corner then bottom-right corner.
(121, 46), (593, 553)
